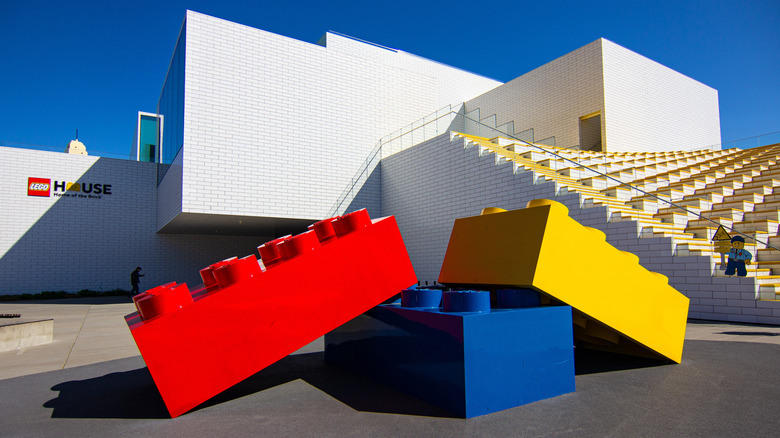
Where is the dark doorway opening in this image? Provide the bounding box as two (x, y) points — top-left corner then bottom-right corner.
(579, 112), (602, 151)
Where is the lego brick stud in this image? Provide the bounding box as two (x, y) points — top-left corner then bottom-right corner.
(332, 209), (371, 237)
(401, 288), (442, 308)
(133, 281), (177, 305)
(620, 250), (639, 264)
(278, 230), (321, 260)
(480, 207), (507, 215)
(309, 218), (337, 244)
(585, 226), (607, 241)
(199, 257), (238, 291)
(257, 235), (291, 268)
(652, 272), (670, 284)
(135, 283), (193, 321)
(526, 198), (569, 216)
(213, 255), (262, 287)
(442, 290), (490, 312)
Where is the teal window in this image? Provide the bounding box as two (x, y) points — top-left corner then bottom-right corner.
(139, 114), (159, 162)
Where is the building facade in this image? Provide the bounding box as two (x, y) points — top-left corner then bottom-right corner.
(463, 38), (721, 152)
(1, 11), (729, 315)
(155, 11), (502, 237)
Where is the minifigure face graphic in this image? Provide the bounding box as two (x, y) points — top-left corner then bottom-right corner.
(732, 241), (745, 250)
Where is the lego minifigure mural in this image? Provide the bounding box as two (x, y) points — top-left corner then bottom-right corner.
(725, 235), (753, 277)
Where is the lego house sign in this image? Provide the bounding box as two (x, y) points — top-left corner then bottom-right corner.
(27, 177), (112, 200)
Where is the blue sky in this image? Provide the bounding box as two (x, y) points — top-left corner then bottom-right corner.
(1, 0), (778, 158)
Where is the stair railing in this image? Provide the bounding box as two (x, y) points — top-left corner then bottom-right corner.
(455, 113), (780, 256)
(327, 108), (780, 256)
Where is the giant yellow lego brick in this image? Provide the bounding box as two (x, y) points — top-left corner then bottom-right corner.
(438, 199), (689, 363)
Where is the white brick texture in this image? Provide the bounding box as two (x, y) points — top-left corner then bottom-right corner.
(463, 39), (721, 153)
(176, 11), (501, 223)
(0, 147), (267, 294)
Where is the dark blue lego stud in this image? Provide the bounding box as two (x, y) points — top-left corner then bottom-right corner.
(401, 288), (442, 308)
(442, 290), (490, 312)
(497, 288), (541, 308)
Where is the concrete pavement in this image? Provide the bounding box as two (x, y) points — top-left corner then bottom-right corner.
(0, 296), (324, 380)
(2, 297), (780, 381)
(1, 297), (780, 436)
(0, 297), (138, 380)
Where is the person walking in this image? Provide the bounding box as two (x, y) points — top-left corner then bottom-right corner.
(130, 266), (144, 297)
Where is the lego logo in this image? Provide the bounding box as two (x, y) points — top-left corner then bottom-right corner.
(29, 183), (50, 191)
(27, 177), (51, 197)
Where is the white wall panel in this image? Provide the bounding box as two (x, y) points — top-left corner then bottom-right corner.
(601, 39), (721, 152)
(464, 40), (605, 149)
(179, 12), (501, 221)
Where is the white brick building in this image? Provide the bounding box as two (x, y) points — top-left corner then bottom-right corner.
(463, 38), (721, 152)
(3, 10), (745, 321)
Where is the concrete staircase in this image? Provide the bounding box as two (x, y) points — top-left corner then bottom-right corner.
(455, 132), (780, 303)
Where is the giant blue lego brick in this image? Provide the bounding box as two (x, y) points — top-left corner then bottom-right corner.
(324, 302), (575, 418)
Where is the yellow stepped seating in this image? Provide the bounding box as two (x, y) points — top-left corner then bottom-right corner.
(438, 199), (689, 363)
(454, 132), (780, 298)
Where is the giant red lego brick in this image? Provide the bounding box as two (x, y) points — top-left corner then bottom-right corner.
(125, 210), (416, 418)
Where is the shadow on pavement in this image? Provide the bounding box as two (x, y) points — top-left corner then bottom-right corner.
(573, 347), (669, 375)
(195, 351), (457, 418)
(44, 367), (168, 419)
(718, 331), (779, 337)
(44, 352), (456, 420)
(44, 346), (674, 420)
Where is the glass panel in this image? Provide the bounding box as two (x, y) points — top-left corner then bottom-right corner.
(157, 27), (186, 167)
(139, 114), (159, 162)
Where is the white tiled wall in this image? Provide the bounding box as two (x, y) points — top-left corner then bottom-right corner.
(323, 32), (502, 111)
(0, 147), (266, 294)
(380, 134), (780, 324)
(463, 38), (721, 153)
(463, 39), (605, 149)
(601, 39), (722, 152)
(177, 11), (501, 222)
(157, 148), (183, 229)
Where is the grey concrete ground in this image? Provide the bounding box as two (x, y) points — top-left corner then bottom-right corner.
(0, 297), (139, 380)
(1, 297), (779, 437)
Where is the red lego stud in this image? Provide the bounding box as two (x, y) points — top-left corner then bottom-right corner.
(212, 255), (262, 288)
(278, 230), (321, 261)
(332, 208), (371, 237)
(308, 217), (337, 244)
(258, 235), (291, 268)
(132, 281), (177, 305)
(134, 283), (193, 321)
(199, 257), (238, 292)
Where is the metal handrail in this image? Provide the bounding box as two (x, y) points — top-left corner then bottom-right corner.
(326, 108), (780, 254)
(456, 120), (780, 254)
(327, 105), (456, 216)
